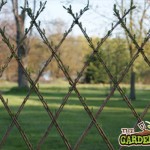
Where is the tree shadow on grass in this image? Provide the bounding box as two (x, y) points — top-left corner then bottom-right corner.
(2, 86), (149, 111)
(4, 87), (30, 96)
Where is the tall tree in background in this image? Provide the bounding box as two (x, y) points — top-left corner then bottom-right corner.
(128, 0), (135, 100)
(11, 0), (28, 88)
(120, 0), (150, 100)
(11, 0), (36, 88)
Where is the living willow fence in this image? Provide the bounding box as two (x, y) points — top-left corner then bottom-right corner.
(0, 1), (150, 150)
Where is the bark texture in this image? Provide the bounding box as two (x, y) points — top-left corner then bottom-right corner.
(12, 0), (29, 88)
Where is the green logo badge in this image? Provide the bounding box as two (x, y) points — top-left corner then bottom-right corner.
(118, 121), (150, 147)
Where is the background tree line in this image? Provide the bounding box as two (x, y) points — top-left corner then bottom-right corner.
(0, 0), (150, 103)
(0, 26), (150, 84)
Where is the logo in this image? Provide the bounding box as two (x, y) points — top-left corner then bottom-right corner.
(118, 121), (150, 147)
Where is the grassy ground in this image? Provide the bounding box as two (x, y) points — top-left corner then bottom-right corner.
(0, 81), (150, 150)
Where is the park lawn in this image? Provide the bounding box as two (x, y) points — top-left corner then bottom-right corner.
(0, 81), (150, 150)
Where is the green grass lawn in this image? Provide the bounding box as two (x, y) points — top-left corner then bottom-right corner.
(0, 81), (150, 150)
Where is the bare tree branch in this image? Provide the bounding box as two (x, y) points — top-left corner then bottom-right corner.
(0, 0), (7, 11)
(21, 0), (27, 21)
(139, 0), (150, 40)
(11, 0), (18, 18)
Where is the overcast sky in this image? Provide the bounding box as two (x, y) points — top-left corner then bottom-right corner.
(36, 0), (117, 37)
(1, 0), (148, 37)
(34, 0), (146, 37)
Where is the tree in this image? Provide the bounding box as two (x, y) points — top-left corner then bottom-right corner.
(44, 19), (89, 79)
(11, 0), (36, 88)
(84, 37), (129, 84)
(11, 0), (29, 88)
(128, 0), (136, 100)
(119, 0), (150, 100)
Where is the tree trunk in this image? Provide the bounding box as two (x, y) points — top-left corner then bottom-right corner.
(17, 17), (29, 88)
(130, 71), (136, 100)
(12, 0), (29, 88)
(18, 63), (28, 88)
(129, 0), (136, 100)
(129, 45), (136, 101)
